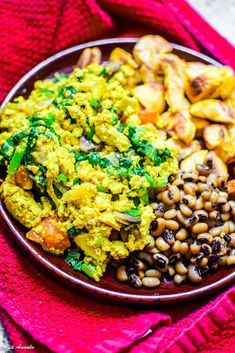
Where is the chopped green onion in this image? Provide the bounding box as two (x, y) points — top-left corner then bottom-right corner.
(98, 67), (107, 76)
(8, 142), (27, 173)
(97, 184), (108, 193)
(67, 227), (83, 236)
(90, 98), (99, 109)
(87, 125), (95, 140)
(125, 208), (141, 217)
(56, 173), (68, 182)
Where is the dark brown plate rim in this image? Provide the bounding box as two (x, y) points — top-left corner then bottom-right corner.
(1, 38), (234, 305)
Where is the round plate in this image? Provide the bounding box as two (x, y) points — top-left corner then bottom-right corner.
(1, 38), (234, 305)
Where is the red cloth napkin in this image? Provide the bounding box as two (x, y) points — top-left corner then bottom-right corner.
(1, 1), (235, 352)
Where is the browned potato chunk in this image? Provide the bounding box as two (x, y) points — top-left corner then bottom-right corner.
(191, 117), (210, 134)
(186, 66), (221, 103)
(109, 47), (138, 69)
(77, 47), (101, 68)
(215, 125), (235, 163)
(180, 150), (208, 171)
(167, 138), (201, 161)
(167, 111), (196, 145)
(133, 35), (172, 68)
(26, 217), (71, 254)
(190, 99), (235, 124)
(203, 124), (229, 149)
(211, 66), (235, 99)
(139, 64), (163, 84)
(206, 151), (228, 180)
(132, 83), (165, 113)
(15, 166), (33, 190)
(159, 54), (190, 112)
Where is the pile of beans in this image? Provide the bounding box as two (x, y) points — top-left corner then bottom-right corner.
(116, 164), (235, 288)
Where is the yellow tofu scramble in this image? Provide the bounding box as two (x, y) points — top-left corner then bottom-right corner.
(0, 49), (178, 281)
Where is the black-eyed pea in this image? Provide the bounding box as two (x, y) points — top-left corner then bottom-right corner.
(227, 221), (235, 233)
(172, 240), (181, 253)
(116, 265), (128, 282)
(209, 226), (222, 237)
(184, 215), (199, 228)
(145, 235), (156, 250)
(128, 273), (142, 288)
(179, 242), (189, 254)
(157, 192), (163, 201)
(162, 190), (175, 206)
(192, 222), (208, 234)
(209, 210), (219, 220)
(221, 213), (230, 222)
(154, 203), (165, 217)
(155, 237), (170, 251)
(152, 218), (166, 237)
(194, 210), (208, 221)
(150, 202), (159, 210)
(164, 209), (177, 220)
(142, 277), (160, 288)
(175, 228), (188, 241)
(230, 233), (235, 247)
(137, 270), (145, 279)
(184, 183), (197, 196)
(227, 255), (235, 265)
(176, 210), (187, 225)
(153, 253), (169, 269)
(168, 265), (175, 277)
(197, 233), (213, 243)
(195, 197), (204, 210)
(190, 241), (201, 255)
(175, 261), (188, 275)
(145, 269), (162, 278)
(221, 203), (230, 213)
(182, 195), (196, 209)
(219, 191), (228, 198)
(201, 188), (211, 200)
(217, 197), (227, 204)
(188, 265), (202, 283)
(199, 257), (208, 267)
(210, 191), (219, 203)
(218, 255), (228, 266)
(165, 220), (179, 231)
(137, 251), (154, 266)
(179, 204), (192, 217)
(163, 229), (175, 245)
(198, 175), (207, 182)
(197, 183), (208, 193)
(168, 185), (181, 202)
(131, 258), (147, 271)
(174, 274), (187, 285)
(148, 247), (159, 254)
(204, 201), (216, 212)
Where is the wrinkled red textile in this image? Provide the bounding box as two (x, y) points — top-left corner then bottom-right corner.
(1, 1), (235, 352)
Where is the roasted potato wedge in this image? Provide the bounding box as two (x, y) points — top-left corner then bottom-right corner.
(190, 99), (235, 124)
(180, 150), (208, 171)
(191, 117), (210, 133)
(186, 66), (221, 103)
(77, 47), (101, 68)
(109, 47), (138, 69)
(203, 124), (229, 149)
(211, 66), (235, 99)
(158, 54), (190, 112)
(139, 64), (164, 84)
(132, 83), (165, 113)
(215, 125), (235, 163)
(167, 138), (201, 161)
(133, 35), (172, 68)
(206, 151), (228, 180)
(167, 111), (196, 145)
